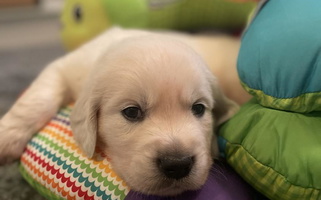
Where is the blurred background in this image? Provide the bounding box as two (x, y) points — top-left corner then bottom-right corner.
(0, 0), (64, 199)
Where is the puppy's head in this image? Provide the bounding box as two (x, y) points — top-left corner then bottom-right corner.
(71, 36), (238, 196)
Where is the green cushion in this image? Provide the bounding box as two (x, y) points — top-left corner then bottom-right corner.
(220, 0), (321, 199)
(220, 99), (321, 200)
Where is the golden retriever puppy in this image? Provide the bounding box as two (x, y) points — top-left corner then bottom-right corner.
(0, 27), (248, 195)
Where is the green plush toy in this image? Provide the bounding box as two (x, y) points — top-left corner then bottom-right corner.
(60, 0), (256, 50)
(219, 0), (321, 199)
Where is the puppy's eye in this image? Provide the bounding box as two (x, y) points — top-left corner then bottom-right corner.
(192, 103), (206, 117)
(122, 106), (144, 122)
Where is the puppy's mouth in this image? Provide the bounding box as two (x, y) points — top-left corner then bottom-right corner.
(140, 170), (206, 196)
(131, 154), (209, 196)
(149, 179), (194, 196)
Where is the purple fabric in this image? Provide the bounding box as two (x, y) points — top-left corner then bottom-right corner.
(125, 160), (255, 200)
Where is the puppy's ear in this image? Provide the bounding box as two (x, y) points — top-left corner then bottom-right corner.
(211, 83), (239, 127)
(70, 91), (99, 158)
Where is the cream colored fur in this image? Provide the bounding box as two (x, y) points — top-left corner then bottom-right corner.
(0, 27), (249, 195)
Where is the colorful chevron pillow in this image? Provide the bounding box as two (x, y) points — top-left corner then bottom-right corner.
(19, 105), (129, 200)
(219, 0), (321, 200)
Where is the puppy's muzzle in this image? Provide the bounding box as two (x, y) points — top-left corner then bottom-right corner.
(157, 155), (195, 180)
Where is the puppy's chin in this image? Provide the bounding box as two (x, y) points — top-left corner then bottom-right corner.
(135, 179), (205, 196)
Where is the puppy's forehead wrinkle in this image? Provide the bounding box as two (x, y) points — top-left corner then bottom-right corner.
(148, 109), (192, 130)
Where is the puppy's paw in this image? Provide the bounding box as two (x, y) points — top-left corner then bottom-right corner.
(0, 125), (30, 165)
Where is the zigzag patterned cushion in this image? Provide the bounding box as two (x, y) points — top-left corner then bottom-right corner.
(19, 105), (129, 200)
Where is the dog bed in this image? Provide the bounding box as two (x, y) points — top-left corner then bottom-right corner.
(219, 1), (321, 200)
(19, 104), (255, 200)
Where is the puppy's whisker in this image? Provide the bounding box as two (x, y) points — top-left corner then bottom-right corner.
(209, 164), (228, 181)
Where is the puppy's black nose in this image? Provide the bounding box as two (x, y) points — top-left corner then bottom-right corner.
(157, 156), (194, 180)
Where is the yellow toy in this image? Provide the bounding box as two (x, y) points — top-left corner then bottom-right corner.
(61, 0), (257, 50)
